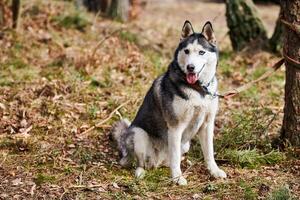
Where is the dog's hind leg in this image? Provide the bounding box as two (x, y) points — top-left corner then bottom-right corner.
(180, 141), (190, 161)
(133, 127), (150, 179)
(181, 141), (190, 155)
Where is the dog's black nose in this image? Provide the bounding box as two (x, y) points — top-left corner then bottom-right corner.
(187, 64), (195, 72)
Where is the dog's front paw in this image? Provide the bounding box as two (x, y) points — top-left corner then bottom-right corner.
(173, 176), (188, 186)
(210, 168), (227, 178)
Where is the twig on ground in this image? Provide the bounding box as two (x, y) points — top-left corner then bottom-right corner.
(262, 111), (280, 139)
(80, 100), (130, 135)
(182, 160), (195, 176)
(92, 10), (102, 28)
(90, 27), (126, 61)
(59, 188), (67, 200)
(0, 153), (7, 167)
(68, 184), (105, 189)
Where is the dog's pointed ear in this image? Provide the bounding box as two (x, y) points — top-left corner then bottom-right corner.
(201, 21), (216, 45)
(181, 20), (194, 39)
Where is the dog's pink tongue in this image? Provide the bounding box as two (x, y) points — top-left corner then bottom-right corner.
(186, 73), (197, 84)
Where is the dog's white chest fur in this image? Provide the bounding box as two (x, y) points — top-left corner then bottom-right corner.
(172, 87), (218, 142)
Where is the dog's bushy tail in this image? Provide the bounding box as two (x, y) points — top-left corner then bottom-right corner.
(110, 119), (131, 166)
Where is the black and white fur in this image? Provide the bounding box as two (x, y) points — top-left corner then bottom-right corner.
(111, 21), (226, 185)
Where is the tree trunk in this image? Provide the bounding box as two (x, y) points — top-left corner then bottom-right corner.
(269, 7), (283, 53)
(108, 0), (129, 22)
(12, 0), (20, 29)
(0, 1), (4, 27)
(79, 0), (131, 22)
(225, 0), (267, 51)
(80, 0), (111, 13)
(253, 0), (279, 4)
(281, 0), (300, 146)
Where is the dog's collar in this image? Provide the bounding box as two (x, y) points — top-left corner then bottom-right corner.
(192, 76), (219, 98)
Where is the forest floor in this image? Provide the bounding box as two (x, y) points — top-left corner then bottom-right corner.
(0, 0), (299, 199)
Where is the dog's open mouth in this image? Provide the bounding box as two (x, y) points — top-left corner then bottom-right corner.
(186, 73), (198, 84)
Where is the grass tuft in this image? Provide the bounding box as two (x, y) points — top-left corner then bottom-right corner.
(222, 149), (285, 169)
(239, 181), (257, 200)
(215, 107), (277, 151)
(34, 173), (56, 186)
(267, 185), (296, 200)
(119, 30), (138, 44)
(52, 12), (90, 31)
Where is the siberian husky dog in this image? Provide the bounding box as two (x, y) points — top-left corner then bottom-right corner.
(111, 21), (226, 185)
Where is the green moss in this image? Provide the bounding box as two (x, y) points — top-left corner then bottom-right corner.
(144, 168), (169, 183)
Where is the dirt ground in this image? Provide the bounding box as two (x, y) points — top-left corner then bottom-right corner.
(0, 0), (299, 199)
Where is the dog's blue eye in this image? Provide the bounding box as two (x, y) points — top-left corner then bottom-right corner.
(184, 49), (190, 54)
(199, 50), (205, 55)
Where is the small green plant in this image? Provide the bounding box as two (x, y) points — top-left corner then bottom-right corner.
(0, 138), (16, 149)
(90, 78), (106, 88)
(34, 173), (56, 185)
(267, 185), (295, 200)
(187, 107), (287, 168)
(222, 149), (285, 169)
(64, 166), (73, 175)
(251, 67), (266, 79)
(119, 31), (138, 44)
(74, 148), (93, 164)
(52, 13), (90, 31)
(87, 104), (99, 119)
(3, 58), (27, 69)
(215, 107), (276, 152)
(46, 59), (65, 68)
(0, 138), (36, 152)
(239, 181), (257, 200)
(203, 183), (218, 193)
(218, 50), (234, 77)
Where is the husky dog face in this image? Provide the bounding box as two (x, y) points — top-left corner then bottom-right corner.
(176, 21), (218, 85)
